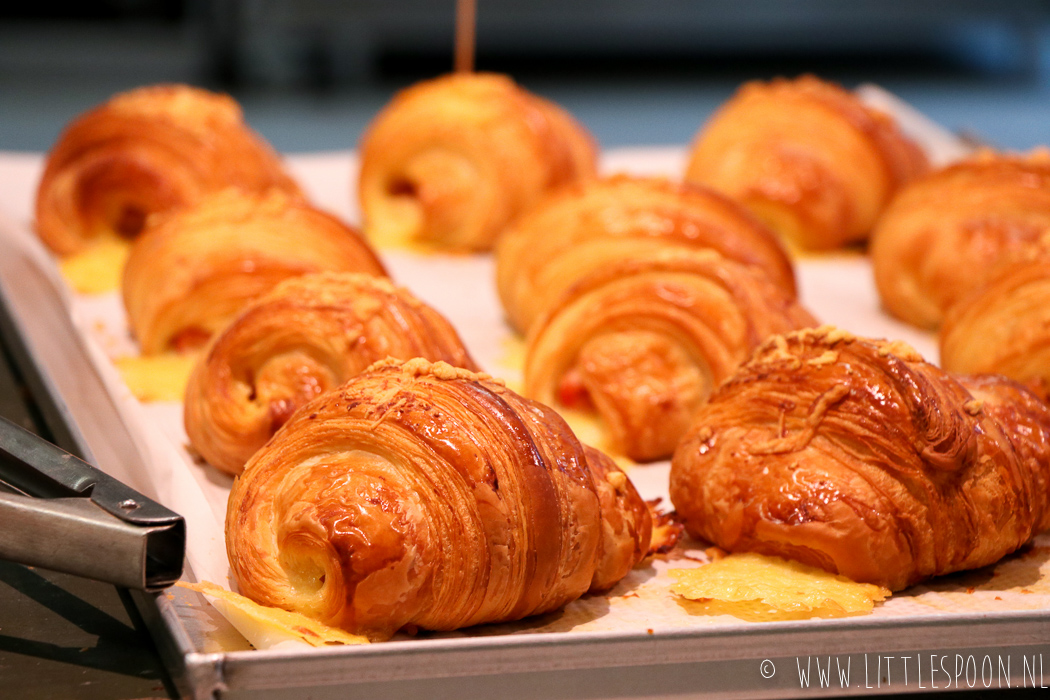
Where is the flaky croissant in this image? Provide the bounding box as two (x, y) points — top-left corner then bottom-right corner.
(525, 248), (816, 462)
(358, 72), (597, 252)
(496, 175), (797, 335)
(670, 326), (1050, 591)
(122, 190), (386, 355)
(684, 76), (927, 251)
(226, 358), (653, 638)
(940, 248), (1050, 386)
(872, 150), (1050, 329)
(36, 84), (301, 256)
(184, 273), (477, 475)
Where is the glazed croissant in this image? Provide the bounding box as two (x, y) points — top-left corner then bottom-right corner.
(496, 175), (798, 335)
(871, 150), (1050, 329)
(670, 326), (1050, 591)
(940, 248), (1050, 386)
(123, 189), (386, 355)
(36, 84), (301, 256)
(525, 248), (816, 462)
(358, 72), (597, 252)
(226, 359), (653, 638)
(184, 273), (477, 475)
(684, 76), (928, 251)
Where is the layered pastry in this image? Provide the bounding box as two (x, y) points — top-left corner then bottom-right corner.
(670, 326), (1050, 591)
(184, 273), (477, 475)
(36, 84), (300, 256)
(496, 175), (797, 335)
(123, 189), (386, 355)
(358, 72), (597, 252)
(226, 358), (653, 639)
(940, 246), (1050, 387)
(872, 150), (1050, 329)
(525, 249), (816, 462)
(685, 76), (928, 251)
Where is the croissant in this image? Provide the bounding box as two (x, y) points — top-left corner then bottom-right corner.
(184, 273), (477, 475)
(669, 326), (1050, 591)
(226, 358), (653, 638)
(36, 84), (301, 256)
(940, 249), (1050, 386)
(525, 248), (816, 462)
(358, 72), (597, 252)
(496, 175), (798, 335)
(122, 189), (386, 355)
(684, 76), (928, 251)
(871, 150), (1050, 329)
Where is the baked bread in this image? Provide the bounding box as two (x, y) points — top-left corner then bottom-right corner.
(358, 72), (597, 252)
(184, 273), (476, 475)
(226, 358), (653, 639)
(525, 248), (816, 462)
(36, 84), (300, 256)
(496, 175), (797, 335)
(122, 190), (385, 355)
(670, 326), (1050, 591)
(685, 76), (927, 251)
(872, 150), (1050, 329)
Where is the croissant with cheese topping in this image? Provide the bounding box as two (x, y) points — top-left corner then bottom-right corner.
(872, 150), (1050, 329)
(670, 326), (1050, 591)
(226, 358), (653, 638)
(685, 76), (927, 251)
(358, 72), (597, 252)
(184, 273), (476, 475)
(496, 175), (797, 335)
(122, 189), (386, 355)
(525, 249), (816, 462)
(36, 84), (301, 256)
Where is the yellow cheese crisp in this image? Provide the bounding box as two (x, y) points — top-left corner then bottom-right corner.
(115, 352), (199, 402)
(670, 552), (890, 621)
(178, 581), (370, 647)
(59, 236), (130, 294)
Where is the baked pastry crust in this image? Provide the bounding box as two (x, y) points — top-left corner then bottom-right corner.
(670, 326), (1050, 590)
(685, 76), (927, 251)
(122, 189), (386, 355)
(358, 72), (597, 252)
(525, 248), (816, 462)
(36, 84), (301, 255)
(496, 175), (797, 335)
(872, 150), (1050, 329)
(226, 358), (652, 638)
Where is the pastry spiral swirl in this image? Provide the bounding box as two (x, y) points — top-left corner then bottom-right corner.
(36, 84), (300, 255)
(184, 273), (477, 475)
(358, 72), (597, 252)
(226, 358), (653, 638)
(496, 175), (797, 335)
(525, 249), (816, 462)
(684, 76), (927, 251)
(872, 150), (1050, 329)
(123, 190), (386, 355)
(670, 326), (1050, 590)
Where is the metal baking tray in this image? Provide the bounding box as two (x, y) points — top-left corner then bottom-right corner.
(1, 150), (1048, 700)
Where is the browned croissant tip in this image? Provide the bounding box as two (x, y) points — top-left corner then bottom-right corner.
(365, 357), (502, 385)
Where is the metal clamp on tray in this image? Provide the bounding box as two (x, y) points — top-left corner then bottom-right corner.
(0, 416), (185, 591)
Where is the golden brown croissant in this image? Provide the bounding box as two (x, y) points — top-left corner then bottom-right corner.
(525, 248), (816, 462)
(358, 72), (597, 252)
(871, 150), (1050, 329)
(496, 175), (798, 335)
(670, 326), (1050, 591)
(226, 358), (653, 638)
(684, 76), (928, 251)
(36, 84), (301, 256)
(122, 189), (386, 355)
(184, 273), (477, 475)
(940, 248), (1050, 386)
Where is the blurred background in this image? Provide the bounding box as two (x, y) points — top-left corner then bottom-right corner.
(2, 0), (1050, 152)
